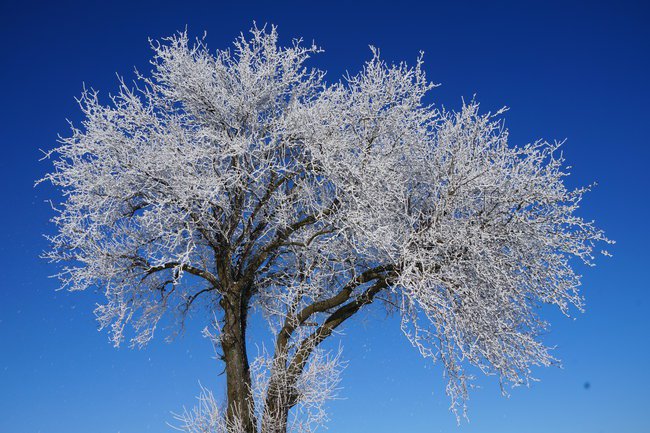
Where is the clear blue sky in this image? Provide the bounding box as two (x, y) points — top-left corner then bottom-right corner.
(1, 1), (648, 432)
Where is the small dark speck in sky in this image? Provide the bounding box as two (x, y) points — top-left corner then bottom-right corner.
(584, 382), (591, 390)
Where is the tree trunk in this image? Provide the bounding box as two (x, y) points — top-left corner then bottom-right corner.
(221, 292), (257, 433)
(262, 380), (291, 433)
(263, 403), (289, 433)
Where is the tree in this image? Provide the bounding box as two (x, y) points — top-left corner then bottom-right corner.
(41, 25), (611, 433)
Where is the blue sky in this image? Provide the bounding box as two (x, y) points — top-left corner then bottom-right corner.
(1, 1), (649, 432)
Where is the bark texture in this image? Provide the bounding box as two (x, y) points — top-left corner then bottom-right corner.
(221, 291), (256, 433)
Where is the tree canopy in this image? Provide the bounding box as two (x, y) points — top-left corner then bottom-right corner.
(42, 25), (611, 433)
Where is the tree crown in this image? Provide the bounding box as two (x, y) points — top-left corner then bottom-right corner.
(42, 25), (611, 422)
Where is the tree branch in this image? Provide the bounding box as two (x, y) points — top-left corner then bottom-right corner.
(145, 261), (221, 289)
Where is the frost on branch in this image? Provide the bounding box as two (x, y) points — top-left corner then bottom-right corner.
(41, 24), (611, 428)
(174, 347), (343, 433)
(176, 325), (344, 433)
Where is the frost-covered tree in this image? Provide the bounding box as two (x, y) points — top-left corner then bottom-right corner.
(41, 25), (611, 433)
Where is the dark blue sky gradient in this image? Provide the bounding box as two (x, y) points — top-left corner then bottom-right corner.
(1, 1), (649, 432)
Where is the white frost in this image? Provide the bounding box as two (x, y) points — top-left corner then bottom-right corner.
(42, 24), (611, 427)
